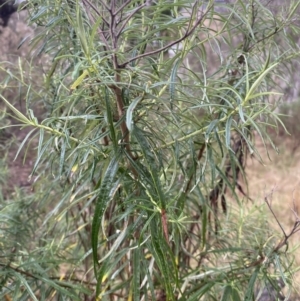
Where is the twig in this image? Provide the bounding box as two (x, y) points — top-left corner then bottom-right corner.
(96, 0), (110, 11)
(265, 191), (287, 237)
(82, 0), (100, 17)
(115, 0), (132, 16)
(116, 3), (147, 38)
(82, 0), (109, 26)
(109, 0), (117, 50)
(118, 2), (214, 68)
(82, 0), (110, 49)
(247, 27), (280, 52)
(265, 192), (300, 253)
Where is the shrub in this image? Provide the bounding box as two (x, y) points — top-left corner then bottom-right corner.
(1, 0), (300, 300)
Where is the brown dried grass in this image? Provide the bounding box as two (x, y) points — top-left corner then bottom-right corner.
(246, 136), (300, 296)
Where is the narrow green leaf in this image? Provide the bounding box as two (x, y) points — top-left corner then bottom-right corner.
(37, 128), (44, 158)
(76, 0), (89, 56)
(186, 282), (215, 301)
(238, 105), (246, 123)
(225, 115), (232, 149)
(126, 96), (143, 132)
(97, 218), (127, 265)
(170, 58), (182, 101)
(14, 128), (37, 161)
(244, 267), (260, 301)
(274, 253), (286, 284)
(221, 285), (232, 301)
(133, 248), (141, 301)
(30, 6), (48, 21)
(92, 156), (119, 273)
(232, 288), (241, 301)
(214, 128), (224, 158)
(207, 146), (216, 185)
(244, 62), (279, 104)
(287, 0), (300, 19)
(0, 94), (31, 124)
(31, 137), (54, 176)
(105, 87), (118, 150)
(150, 219), (175, 300)
(38, 277), (85, 300)
(201, 200), (207, 248)
(59, 139), (67, 177)
(13, 272), (38, 301)
(133, 127), (165, 209)
(89, 16), (103, 45)
(95, 259), (109, 297)
(205, 119), (219, 142)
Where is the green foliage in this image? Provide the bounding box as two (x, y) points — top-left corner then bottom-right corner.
(1, 0), (300, 300)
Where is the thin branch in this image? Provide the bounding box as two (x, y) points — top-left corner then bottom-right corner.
(82, 0), (100, 17)
(109, 0), (117, 51)
(186, 0), (199, 36)
(118, 2), (214, 68)
(247, 26), (280, 52)
(265, 192), (287, 237)
(110, 0), (115, 15)
(265, 192), (300, 253)
(115, 0), (132, 16)
(96, 0), (110, 11)
(82, 0), (110, 49)
(116, 3), (147, 38)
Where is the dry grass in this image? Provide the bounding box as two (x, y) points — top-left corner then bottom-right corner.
(246, 136), (300, 296)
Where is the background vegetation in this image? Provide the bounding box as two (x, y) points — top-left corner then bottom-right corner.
(1, 0), (300, 300)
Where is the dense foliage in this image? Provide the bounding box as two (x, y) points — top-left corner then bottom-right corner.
(1, 0), (300, 300)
